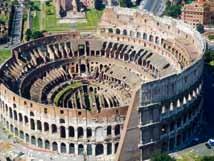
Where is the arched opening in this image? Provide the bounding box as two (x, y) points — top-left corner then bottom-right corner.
(13, 110), (17, 120)
(37, 120), (42, 131)
(143, 33), (147, 40)
(31, 136), (36, 145)
(14, 127), (18, 136)
(51, 124), (57, 133)
(61, 143), (66, 153)
(24, 116), (28, 123)
(107, 126), (111, 135)
(116, 28), (120, 34)
(115, 125), (120, 136)
(115, 142), (119, 153)
(123, 29), (127, 35)
(107, 143), (112, 155)
(45, 140), (50, 149)
(25, 133), (29, 142)
(87, 127), (92, 138)
(80, 64), (86, 73)
(78, 127), (84, 138)
(108, 28), (113, 33)
(44, 122), (49, 132)
(69, 143), (75, 154)
(87, 144), (92, 155)
(20, 130), (24, 139)
(137, 32), (141, 38)
(30, 119), (35, 130)
(149, 35), (153, 42)
(78, 144), (84, 155)
(69, 126), (75, 137)
(38, 138), (43, 148)
(52, 142), (58, 152)
(60, 126), (66, 138)
(18, 113), (23, 122)
(95, 144), (104, 156)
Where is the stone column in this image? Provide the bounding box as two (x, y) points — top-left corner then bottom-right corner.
(104, 143), (107, 155)
(92, 144), (96, 156)
(75, 144), (78, 155)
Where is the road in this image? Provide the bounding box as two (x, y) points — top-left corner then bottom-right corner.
(139, 0), (165, 16)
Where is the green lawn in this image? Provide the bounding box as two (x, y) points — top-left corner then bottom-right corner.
(76, 9), (103, 31)
(54, 82), (82, 106)
(44, 1), (71, 32)
(0, 49), (11, 64)
(31, 1), (41, 32)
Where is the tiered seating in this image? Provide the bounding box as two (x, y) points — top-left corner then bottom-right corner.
(30, 67), (68, 102)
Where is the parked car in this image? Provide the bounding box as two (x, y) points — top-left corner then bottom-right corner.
(207, 138), (214, 147)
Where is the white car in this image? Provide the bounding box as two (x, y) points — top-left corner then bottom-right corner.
(207, 139), (214, 146)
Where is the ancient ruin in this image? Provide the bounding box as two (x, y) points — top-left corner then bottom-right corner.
(0, 7), (205, 161)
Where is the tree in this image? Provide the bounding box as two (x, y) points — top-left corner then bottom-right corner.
(201, 156), (214, 161)
(95, 0), (105, 10)
(196, 24), (205, 33)
(25, 29), (32, 41)
(151, 153), (176, 161)
(164, 2), (181, 18)
(31, 31), (44, 39)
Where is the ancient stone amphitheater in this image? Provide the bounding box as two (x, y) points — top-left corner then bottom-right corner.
(0, 7), (205, 161)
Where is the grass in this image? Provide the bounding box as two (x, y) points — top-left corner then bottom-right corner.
(208, 35), (214, 41)
(44, 1), (71, 32)
(31, 1), (41, 32)
(54, 82), (82, 106)
(0, 48), (11, 64)
(177, 152), (200, 161)
(76, 9), (103, 31)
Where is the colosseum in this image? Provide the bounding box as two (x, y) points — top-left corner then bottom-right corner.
(0, 7), (205, 161)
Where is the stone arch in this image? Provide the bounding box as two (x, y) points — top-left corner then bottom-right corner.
(137, 32), (141, 38)
(149, 35), (153, 42)
(130, 31), (134, 37)
(108, 28), (113, 33)
(60, 126), (66, 138)
(115, 124), (120, 136)
(69, 143), (75, 154)
(87, 144), (92, 155)
(123, 29), (127, 36)
(107, 143), (112, 155)
(31, 136), (36, 145)
(37, 120), (42, 131)
(69, 126), (75, 137)
(20, 130), (24, 139)
(44, 122), (49, 132)
(116, 28), (120, 34)
(115, 142), (119, 153)
(77, 127), (84, 138)
(24, 116), (28, 123)
(9, 107), (12, 118)
(30, 119), (35, 130)
(13, 110), (17, 120)
(143, 33), (147, 40)
(87, 127), (92, 138)
(78, 144), (84, 155)
(14, 127), (18, 136)
(52, 142), (58, 151)
(61, 143), (66, 153)
(96, 144), (104, 156)
(18, 113), (23, 122)
(51, 124), (57, 133)
(107, 126), (112, 135)
(38, 138), (43, 148)
(45, 140), (50, 149)
(25, 133), (29, 142)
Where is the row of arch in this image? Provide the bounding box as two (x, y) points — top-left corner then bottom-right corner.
(0, 120), (119, 156)
(0, 100), (121, 140)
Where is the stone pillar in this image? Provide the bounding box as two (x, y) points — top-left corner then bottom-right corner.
(92, 144), (96, 156)
(104, 143), (107, 155)
(75, 144), (78, 155)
